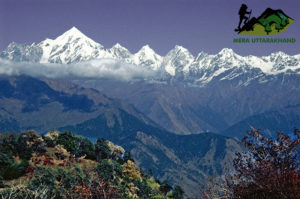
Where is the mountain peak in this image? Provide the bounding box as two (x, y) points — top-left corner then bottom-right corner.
(137, 45), (157, 55)
(65, 26), (83, 35)
(112, 43), (122, 48)
(109, 43), (131, 59)
(219, 48), (234, 54)
(37, 26), (105, 64)
(57, 26), (89, 40)
(140, 44), (152, 50)
(173, 45), (189, 52)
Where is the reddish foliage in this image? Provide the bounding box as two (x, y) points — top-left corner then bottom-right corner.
(43, 156), (54, 166)
(58, 162), (65, 167)
(200, 128), (300, 199)
(231, 128), (300, 199)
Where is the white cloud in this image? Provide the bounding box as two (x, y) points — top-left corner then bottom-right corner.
(0, 58), (157, 81)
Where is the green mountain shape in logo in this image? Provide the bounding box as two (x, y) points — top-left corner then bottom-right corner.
(238, 8), (294, 35)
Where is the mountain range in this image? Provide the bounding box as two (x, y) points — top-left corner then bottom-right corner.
(1, 27), (300, 137)
(1, 27), (299, 197)
(1, 27), (300, 81)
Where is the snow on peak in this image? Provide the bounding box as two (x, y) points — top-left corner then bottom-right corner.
(38, 27), (109, 63)
(217, 48), (236, 57)
(63, 26), (84, 36)
(138, 44), (155, 53)
(163, 45), (195, 76)
(54, 27), (101, 47)
(132, 45), (162, 70)
(2, 27), (300, 83)
(109, 43), (131, 59)
(195, 51), (208, 61)
(112, 43), (123, 49)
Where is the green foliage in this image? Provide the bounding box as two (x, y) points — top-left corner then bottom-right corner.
(1, 160), (29, 180)
(43, 135), (55, 147)
(28, 166), (57, 191)
(95, 138), (111, 161)
(0, 133), (18, 156)
(0, 153), (13, 174)
(134, 179), (157, 198)
(0, 130), (176, 199)
(75, 136), (96, 159)
(56, 131), (96, 159)
(96, 159), (122, 181)
(55, 131), (78, 154)
(0, 153), (28, 180)
(17, 131), (46, 160)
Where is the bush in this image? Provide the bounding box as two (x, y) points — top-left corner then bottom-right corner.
(122, 160), (142, 181)
(1, 160), (29, 180)
(55, 131), (78, 154)
(28, 166), (57, 190)
(96, 159), (122, 181)
(201, 128), (300, 199)
(75, 136), (96, 160)
(0, 153), (13, 174)
(17, 131), (46, 160)
(134, 179), (156, 198)
(95, 138), (111, 161)
(230, 129), (300, 199)
(56, 131), (96, 159)
(0, 133), (18, 156)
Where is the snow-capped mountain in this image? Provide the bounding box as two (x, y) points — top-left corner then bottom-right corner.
(162, 45), (194, 76)
(1, 27), (300, 85)
(108, 43), (131, 60)
(1, 42), (42, 63)
(131, 45), (162, 70)
(38, 27), (111, 64)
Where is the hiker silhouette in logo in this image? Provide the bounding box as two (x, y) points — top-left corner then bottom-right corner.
(236, 4), (252, 31)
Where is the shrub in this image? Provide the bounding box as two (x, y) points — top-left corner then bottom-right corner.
(0, 153), (13, 174)
(0, 133), (18, 156)
(122, 160), (142, 181)
(95, 138), (111, 161)
(96, 159), (122, 181)
(1, 160), (29, 180)
(230, 128), (300, 199)
(55, 131), (78, 154)
(17, 131), (46, 160)
(28, 166), (57, 191)
(75, 136), (96, 160)
(56, 131), (96, 159)
(201, 128), (300, 199)
(134, 179), (156, 198)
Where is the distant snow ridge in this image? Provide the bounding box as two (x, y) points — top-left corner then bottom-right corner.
(1, 27), (300, 84)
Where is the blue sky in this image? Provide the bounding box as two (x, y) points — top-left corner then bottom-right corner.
(0, 0), (299, 56)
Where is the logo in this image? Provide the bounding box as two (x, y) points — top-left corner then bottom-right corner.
(234, 4), (294, 35)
